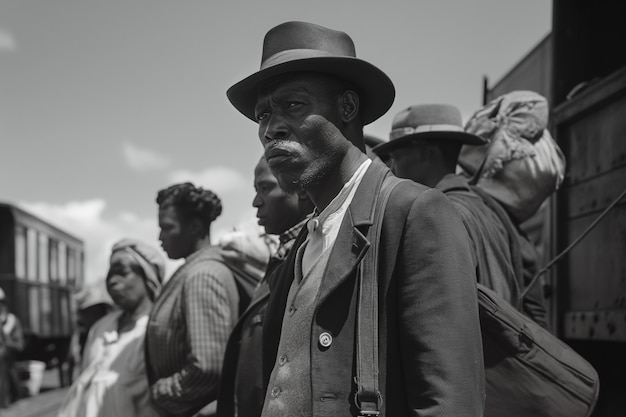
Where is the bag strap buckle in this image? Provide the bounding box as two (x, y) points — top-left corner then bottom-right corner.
(354, 390), (383, 417)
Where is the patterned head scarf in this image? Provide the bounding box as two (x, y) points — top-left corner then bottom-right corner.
(110, 239), (165, 301)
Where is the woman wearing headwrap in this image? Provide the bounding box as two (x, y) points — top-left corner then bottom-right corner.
(58, 239), (165, 417)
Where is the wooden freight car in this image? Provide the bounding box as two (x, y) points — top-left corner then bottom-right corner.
(482, 1), (626, 415)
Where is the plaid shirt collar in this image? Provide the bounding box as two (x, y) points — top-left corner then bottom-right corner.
(273, 217), (309, 261)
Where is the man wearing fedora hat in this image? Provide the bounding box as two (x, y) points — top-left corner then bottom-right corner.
(374, 104), (547, 326)
(227, 21), (484, 417)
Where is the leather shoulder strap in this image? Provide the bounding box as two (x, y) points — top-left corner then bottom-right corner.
(355, 174), (405, 416)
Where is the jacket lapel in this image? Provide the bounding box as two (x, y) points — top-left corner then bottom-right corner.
(241, 284), (270, 319)
(316, 160), (390, 305)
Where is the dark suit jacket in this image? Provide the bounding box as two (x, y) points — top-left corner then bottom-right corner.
(437, 174), (522, 302)
(217, 280), (269, 417)
(262, 160), (485, 417)
(438, 175), (548, 328)
(217, 254), (290, 417)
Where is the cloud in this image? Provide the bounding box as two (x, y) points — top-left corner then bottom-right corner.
(167, 166), (248, 196)
(18, 199), (182, 287)
(0, 28), (16, 52)
(122, 142), (171, 172)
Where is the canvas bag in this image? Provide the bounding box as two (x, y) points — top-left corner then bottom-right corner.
(217, 225), (275, 315)
(478, 284), (599, 417)
(192, 251), (262, 317)
(357, 175), (599, 417)
(458, 90), (566, 223)
(217, 258), (261, 316)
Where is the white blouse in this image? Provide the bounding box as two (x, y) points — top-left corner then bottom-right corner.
(58, 311), (158, 417)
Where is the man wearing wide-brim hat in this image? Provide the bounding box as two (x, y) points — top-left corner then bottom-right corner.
(373, 103), (485, 188)
(225, 21), (484, 417)
(374, 103), (548, 327)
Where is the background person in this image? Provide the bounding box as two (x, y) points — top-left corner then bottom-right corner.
(61, 282), (114, 388)
(0, 287), (24, 408)
(373, 103), (548, 327)
(58, 238), (164, 417)
(73, 281), (115, 358)
(217, 155), (313, 417)
(148, 183), (239, 417)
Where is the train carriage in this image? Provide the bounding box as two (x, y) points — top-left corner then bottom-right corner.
(0, 202), (83, 382)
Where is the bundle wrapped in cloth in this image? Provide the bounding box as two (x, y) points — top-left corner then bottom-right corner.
(458, 90), (566, 223)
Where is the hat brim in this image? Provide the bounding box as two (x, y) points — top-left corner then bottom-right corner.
(227, 56), (395, 125)
(372, 130), (487, 156)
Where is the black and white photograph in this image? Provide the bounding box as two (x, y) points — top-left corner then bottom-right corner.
(1, 1), (623, 416)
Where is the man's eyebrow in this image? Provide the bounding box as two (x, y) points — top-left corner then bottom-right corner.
(256, 86), (311, 112)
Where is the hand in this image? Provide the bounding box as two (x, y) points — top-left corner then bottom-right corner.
(152, 377), (182, 399)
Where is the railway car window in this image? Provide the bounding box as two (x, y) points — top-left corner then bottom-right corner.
(41, 286), (52, 335)
(58, 241), (67, 283)
(29, 285), (40, 334)
(68, 247), (76, 283)
(26, 227), (37, 281)
(60, 292), (70, 334)
(49, 239), (59, 281)
(38, 233), (49, 282)
(15, 225), (27, 279)
(76, 252), (84, 287)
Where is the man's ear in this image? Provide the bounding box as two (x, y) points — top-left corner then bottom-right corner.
(340, 90), (359, 123)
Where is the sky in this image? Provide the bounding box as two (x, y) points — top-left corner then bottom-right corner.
(0, 0), (552, 284)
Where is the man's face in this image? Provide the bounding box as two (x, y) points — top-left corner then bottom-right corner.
(389, 141), (433, 184)
(254, 73), (350, 193)
(158, 205), (196, 260)
(253, 157), (303, 235)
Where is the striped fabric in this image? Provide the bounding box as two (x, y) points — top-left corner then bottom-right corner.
(146, 246), (239, 417)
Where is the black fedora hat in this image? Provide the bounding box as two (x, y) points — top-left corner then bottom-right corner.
(373, 104), (486, 155)
(227, 21), (395, 125)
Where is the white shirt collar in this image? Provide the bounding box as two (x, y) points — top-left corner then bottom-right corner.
(301, 158), (371, 276)
(307, 158), (372, 235)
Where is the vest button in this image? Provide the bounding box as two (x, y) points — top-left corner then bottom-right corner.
(271, 386), (281, 398)
(279, 355), (288, 366)
(318, 332), (333, 348)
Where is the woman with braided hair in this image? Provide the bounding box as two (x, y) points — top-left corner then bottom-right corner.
(147, 182), (239, 417)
